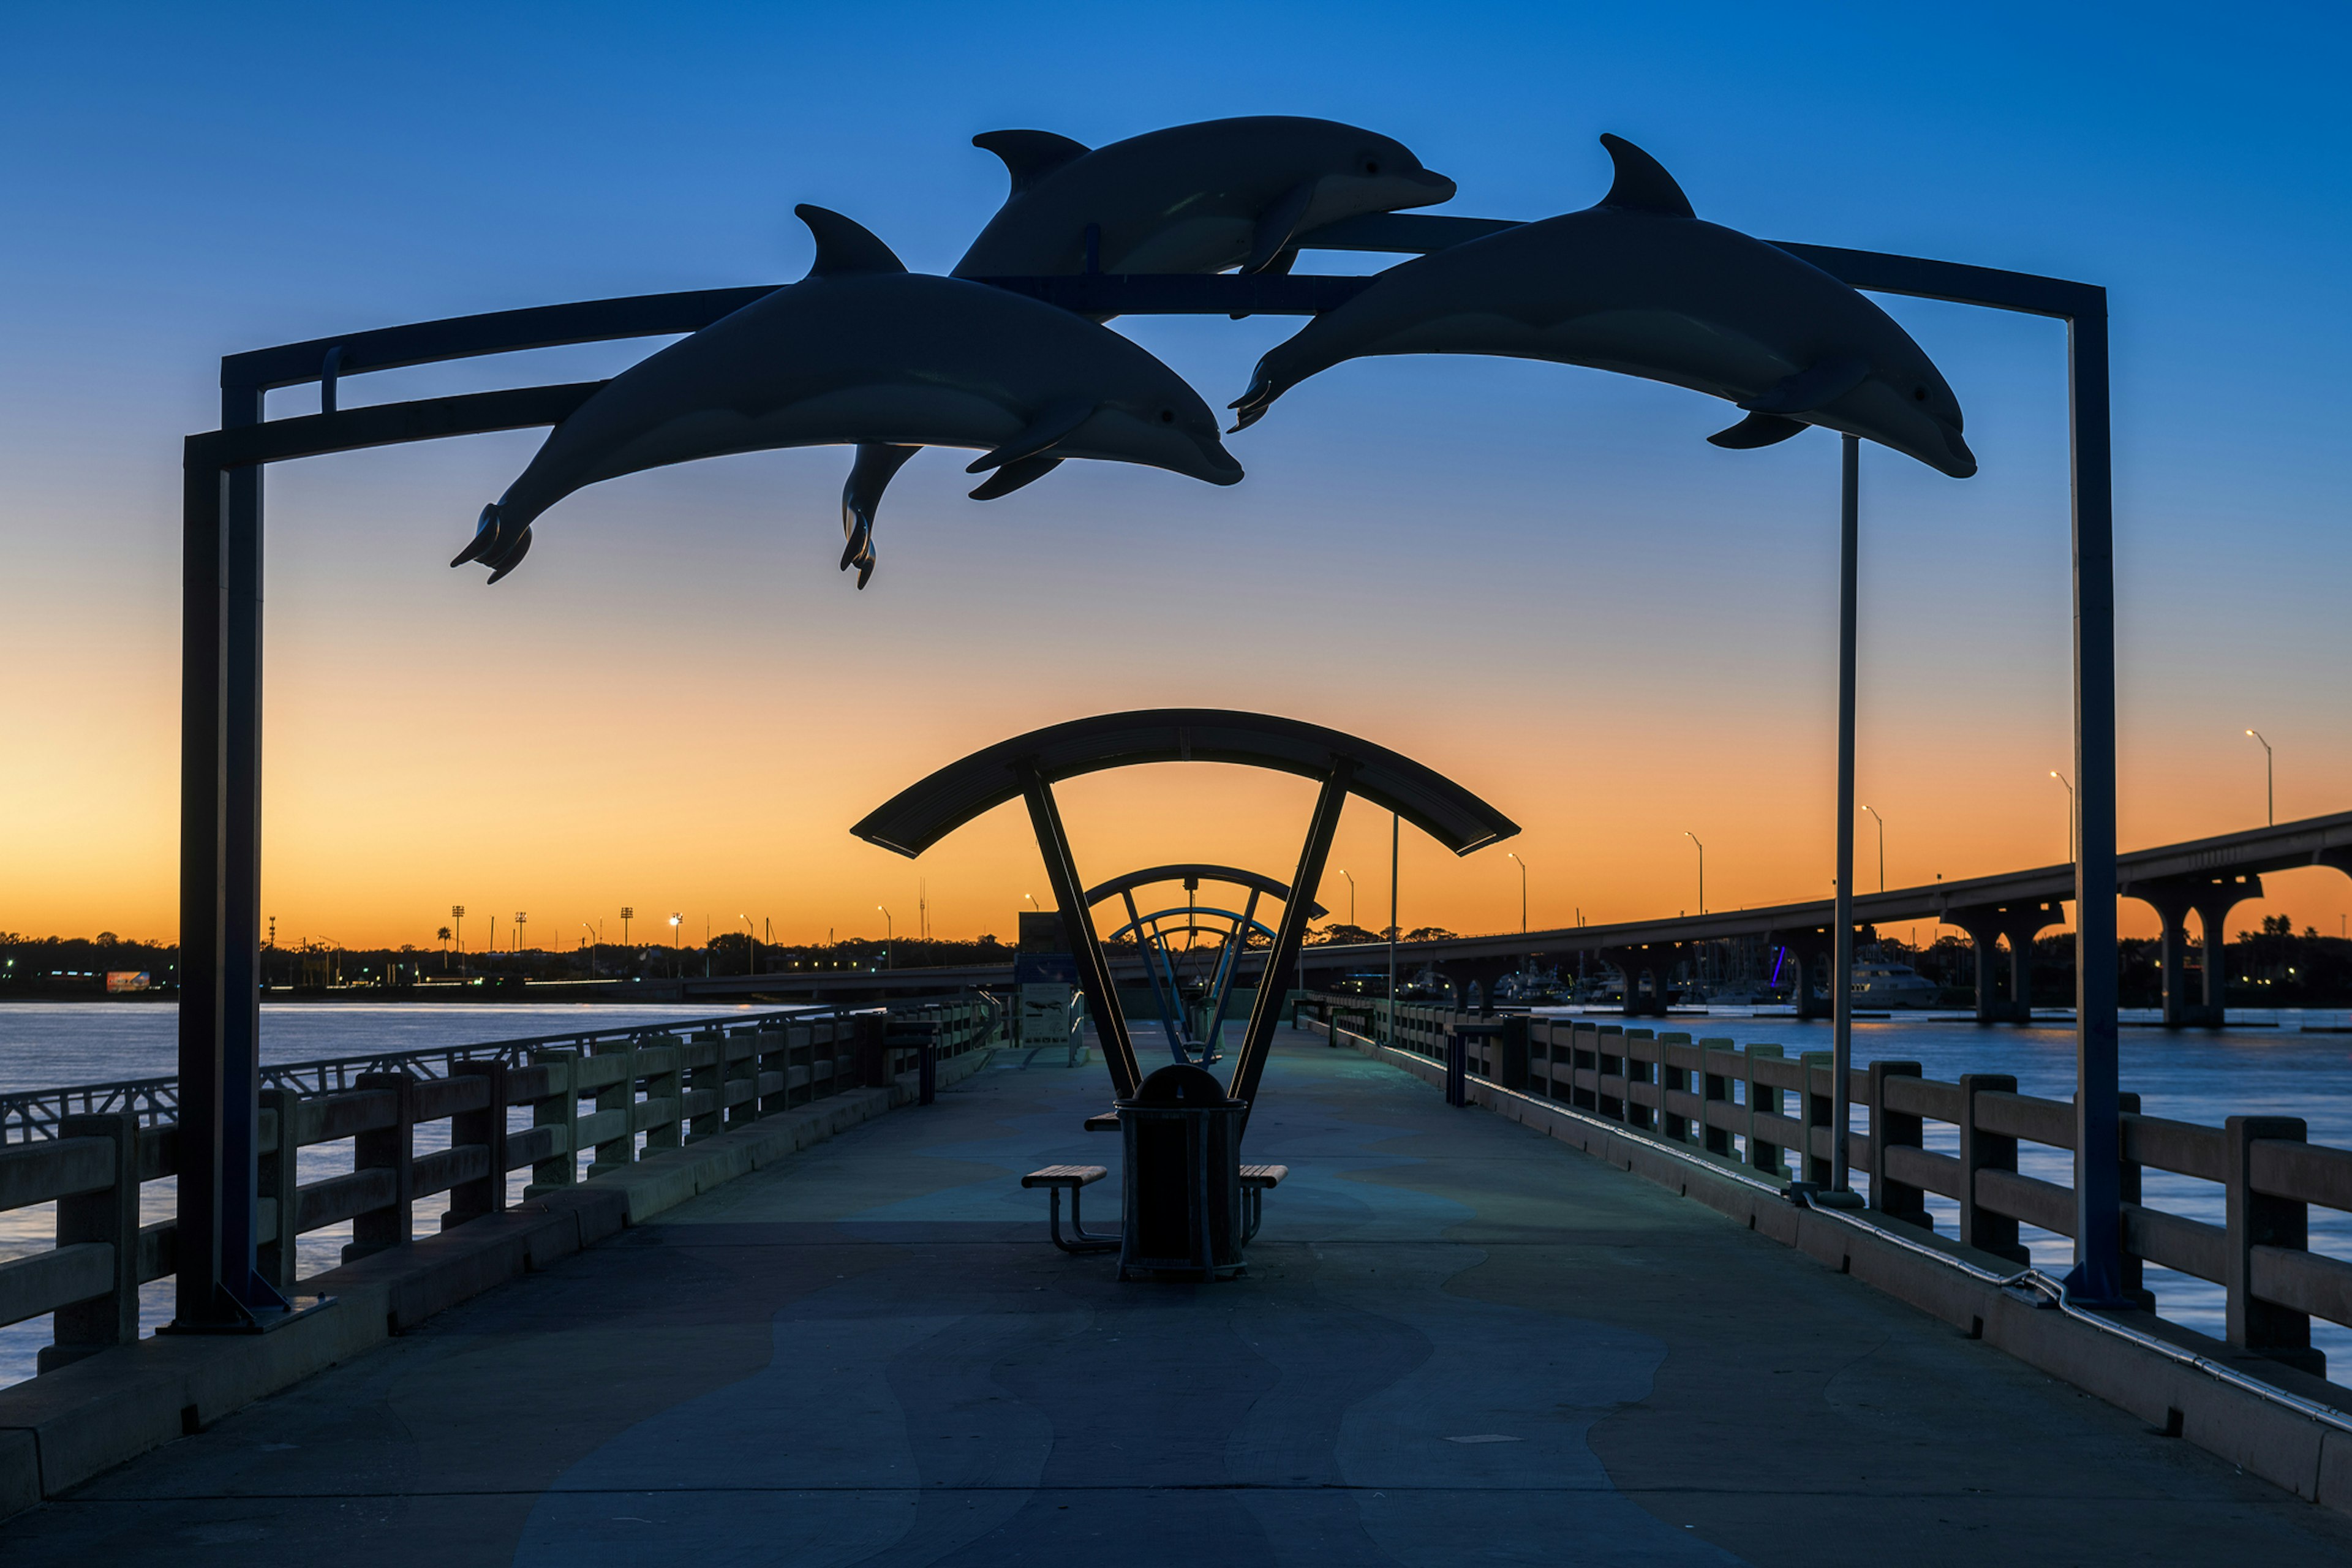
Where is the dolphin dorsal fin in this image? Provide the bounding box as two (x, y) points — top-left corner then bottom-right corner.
(1596, 134), (1694, 218)
(794, 205), (907, 279)
(973, 129), (1091, 197)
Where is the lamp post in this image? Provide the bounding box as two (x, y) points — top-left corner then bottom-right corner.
(2051, 772), (2076, 864)
(451, 905), (465, 978)
(1683, 833), (1705, 916)
(514, 911), (526, 954)
(620, 906), (633, 952)
(1338, 869), (1355, 932)
(2245, 730), (2273, 826)
(668, 913), (681, 978)
(878, 906), (892, 969)
(1863, 806), (1886, 892)
(1506, 852), (1528, 935)
(582, 921), (598, 979)
(741, 914), (756, 975)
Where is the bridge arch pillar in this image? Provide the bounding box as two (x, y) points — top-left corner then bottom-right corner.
(2125, 873), (2260, 1028)
(1776, 928), (1836, 1020)
(1942, 902), (2066, 1025)
(1596, 943), (1687, 1017)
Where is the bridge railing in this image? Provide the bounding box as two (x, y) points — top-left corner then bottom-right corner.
(1303, 995), (2352, 1382)
(0, 997), (1002, 1373)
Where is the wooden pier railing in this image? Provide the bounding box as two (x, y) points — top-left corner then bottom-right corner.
(1305, 998), (2352, 1380)
(0, 997), (1001, 1371)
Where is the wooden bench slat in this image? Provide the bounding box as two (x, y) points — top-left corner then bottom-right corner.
(1022, 1164), (1108, 1188)
(1240, 1164), (1288, 1188)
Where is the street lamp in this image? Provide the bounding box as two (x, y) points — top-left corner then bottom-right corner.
(1506, 852), (1528, 935)
(2245, 730), (2273, 826)
(668, 912), (681, 978)
(451, 905), (465, 976)
(2051, 772), (2076, 864)
(878, 905), (892, 969)
(1338, 869), (1355, 931)
(582, 921), (598, 979)
(1023, 892), (1038, 911)
(741, 913), (756, 975)
(1862, 806), (1885, 892)
(514, 911), (527, 954)
(1683, 833), (1705, 915)
(620, 906), (633, 951)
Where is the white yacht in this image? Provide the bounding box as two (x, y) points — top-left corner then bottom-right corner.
(1850, 962), (1941, 1009)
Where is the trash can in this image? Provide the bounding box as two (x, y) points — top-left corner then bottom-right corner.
(1117, 1063), (1245, 1281)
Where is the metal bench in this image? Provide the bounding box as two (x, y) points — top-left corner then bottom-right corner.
(1021, 1164), (1118, 1253)
(1240, 1163), (1287, 1243)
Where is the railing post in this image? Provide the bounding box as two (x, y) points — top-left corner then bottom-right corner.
(1699, 1038), (1733, 1156)
(756, 1027), (791, 1117)
(2117, 1090), (2148, 1306)
(445, 1061), (507, 1230)
(1867, 1060), (1927, 1227)
(1795, 1051), (1833, 1185)
(588, 1040), (636, 1176)
(2225, 1114), (2321, 1374)
(526, 1047), (578, 1194)
(344, 1072), (413, 1262)
(643, 1033), (684, 1153)
(257, 1087), (302, 1289)
(1444, 1028), (1468, 1107)
(43, 1112), (141, 1371)
(725, 1028), (756, 1129)
(1744, 1044), (1785, 1178)
(687, 1029), (723, 1144)
(1658, 1031), (1691, 1141)
(1957, 1073), (2024, 1260)
(1595, 1025), (1624, 1120)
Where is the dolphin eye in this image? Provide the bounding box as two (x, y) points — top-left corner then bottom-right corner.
(1913, 385), (1929, 402)
(1158, 408), (1176, 423)
(1362, 158), (1382, 175)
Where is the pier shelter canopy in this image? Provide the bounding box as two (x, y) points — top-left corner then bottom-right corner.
(1086, 863), (1328, 1069)
(853, 709), (1516, 1126)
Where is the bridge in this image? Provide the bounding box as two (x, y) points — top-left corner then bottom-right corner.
(673, 808), (2352, 1030)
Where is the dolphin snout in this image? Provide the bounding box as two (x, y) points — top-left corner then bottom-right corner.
(1200, 443), (1246, 485)
(1940, 428), (1978, 480)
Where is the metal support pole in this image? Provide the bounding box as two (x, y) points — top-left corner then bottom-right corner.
(1227, 763), (1354, 1131)
(1830, 434), (1858, 1197)
(1199, 887), (1260, 1057)
(2069, 306), (2125, 1303)
(1125, 889), (1186, 1061)
(1016, 761), (1142, 1101)
(1387, 812), (1399, 1047)
(175, 453), (231, 1328)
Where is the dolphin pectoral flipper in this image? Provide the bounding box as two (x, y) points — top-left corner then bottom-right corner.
(972, 129), (1092, 196)
(840, 442), (919, 587)
(967, 455), (1062, 500)
(965, 398), (1098, 473)
(1708, 412), (1809, 450)
(1243, 179), (1318, 274)
(483, 527), (532, 584)
(1741, 356), (1869, 416)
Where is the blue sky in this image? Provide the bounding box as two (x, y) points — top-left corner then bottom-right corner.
(4, 1), (2349, 944)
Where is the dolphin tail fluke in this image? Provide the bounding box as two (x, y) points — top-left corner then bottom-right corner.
(968, 454), (1062, 501)
(1227, 366), (1279, 431)
(840, 442), (918, 586)
(482, 527), (533, 584)
(450, 503), (506, 568)
(1708, 411), (1809, 450)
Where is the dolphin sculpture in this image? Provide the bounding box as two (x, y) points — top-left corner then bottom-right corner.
(1226, 135), (1975, 480)
(952, 116), (1456, 284)
(455, 206), (1243, 587)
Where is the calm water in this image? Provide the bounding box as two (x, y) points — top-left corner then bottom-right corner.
(4, 1003), (2350, 1389)
(0, 1001), (782, 1388)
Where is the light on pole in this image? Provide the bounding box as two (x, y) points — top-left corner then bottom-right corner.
(668, 913), (682, 978)
(620, 906), (633, 951)
(1023, 892), (1038, 911)
(1506, 852), (1528, 935)
(514, 911), (527, 954)
(2051, 772), (2076, 864)
(1862, 806), (1886, 892)
(582, 921), (599, 979)
(878, 905), (892, 968)
(2245, 729), (2273, 826)
(451, 905), (465, 977)
(1683, 833), (1704, 916)
(1338, 869), (1355, 932)
(741, 914), (756, 975)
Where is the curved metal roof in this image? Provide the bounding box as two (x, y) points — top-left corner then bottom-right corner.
(1082, 862), (1325, 918)
(851, 709), (1518, 859)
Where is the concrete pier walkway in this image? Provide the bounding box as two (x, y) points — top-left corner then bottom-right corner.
(6, 1031), (2350, 1565)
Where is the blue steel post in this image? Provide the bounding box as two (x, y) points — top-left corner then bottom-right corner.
(174, 453), (230, 1327)
(2068, 300), (2125, 1303)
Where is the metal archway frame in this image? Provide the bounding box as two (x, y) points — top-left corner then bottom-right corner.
(172, 212), (2125, 1330)
(1087, 863), (1326, 1066)
(853, 709), (1515, 1122)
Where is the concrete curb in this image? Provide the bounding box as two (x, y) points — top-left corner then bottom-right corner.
(1343, 1031), (2352, 1516)
(0, 1051), (993, 1516)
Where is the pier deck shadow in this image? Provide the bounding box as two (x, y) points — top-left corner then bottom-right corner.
(4, 1030), (2349, 1566)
